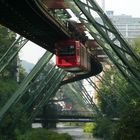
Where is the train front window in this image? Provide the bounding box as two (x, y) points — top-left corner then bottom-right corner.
(58, 45), (75, 56)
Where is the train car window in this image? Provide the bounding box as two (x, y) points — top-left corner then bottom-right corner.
(57, 45), (75, 56)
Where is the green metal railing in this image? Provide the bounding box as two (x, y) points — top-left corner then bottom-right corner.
(65, 0), (140, 94)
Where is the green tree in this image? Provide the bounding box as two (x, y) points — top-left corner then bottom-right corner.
(93, 37), (140, 139)
(0, 25), (29, 140)
(18, 128), (73, 140)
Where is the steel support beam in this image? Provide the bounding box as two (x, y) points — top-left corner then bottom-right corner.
(0, 36), (28, 73)
(72, 82), (101, 114)
(0, 51), (53, 121)
(22, 66), (60, 113)
(66, 84), (91, 111)
(65, 0), (140, 93)
(28, 70), (66, 121)
(95, 75), (128, 105)
(86, 78), (116, 112)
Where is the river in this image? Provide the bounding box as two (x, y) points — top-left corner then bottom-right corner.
(32, 123), (102, 140)
(54, 123), (102, 140)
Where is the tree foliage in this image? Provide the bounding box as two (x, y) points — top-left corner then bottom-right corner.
(92, 37), (140, 140)
(0, 25), (18, 79)
(18, 128), (73, 140)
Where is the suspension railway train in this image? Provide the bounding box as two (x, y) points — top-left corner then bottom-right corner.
(55, 38), (103, 85)
(56, 39), (91, 74)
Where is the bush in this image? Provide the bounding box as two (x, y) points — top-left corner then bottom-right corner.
(65, 122), (83, 126)
(111, 101), (140, 140)
(83, 123), (96, 133)
(92, 116), (114, 139)
(18, 128), (73, 140)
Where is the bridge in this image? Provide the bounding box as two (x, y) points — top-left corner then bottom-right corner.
(0, 0), (140, 138)
(34, 117), (95, 123)
(34, 111), (96, 123)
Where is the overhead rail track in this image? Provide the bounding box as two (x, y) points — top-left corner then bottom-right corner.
(0, 0), (70, 53)
(0, 0), (103, 82)
(60, 56), (102, 85)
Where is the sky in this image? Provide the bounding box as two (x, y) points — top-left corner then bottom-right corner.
(19, 0), (140, 64)
(104, 0), (140, 17)
(19, 41), (46, 64)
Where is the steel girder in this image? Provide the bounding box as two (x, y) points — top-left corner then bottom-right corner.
(67, 83), (96, 114)
(1, 0), (140, 126)
(0, 51), (53, 121)
(61, 84), (89, 111)
(3, 65), (67, 129)
(28, 70), (66, 122)
(65, 0), (140, 93)
(0, 36), (28, 73)
(72, 82), (101, 114)
(95, 75), (128, 105)
(6, 66), (64, 129)
(86, 78), (116, 112)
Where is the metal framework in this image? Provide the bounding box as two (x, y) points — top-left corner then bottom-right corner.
(0, 36), (28, 73)
(72, 81), (101, 114)
(65, 0), (140, 93)
(86, 78), (116, 112)
(68, 83), (99, 114)
(95, 75), (129, 105)
(0, 0), (140, 128)
(28, 70), (66, 121)
(62, 84), (91, 111)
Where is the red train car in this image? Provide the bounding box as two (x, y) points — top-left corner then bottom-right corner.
(55, 39), (91, 74)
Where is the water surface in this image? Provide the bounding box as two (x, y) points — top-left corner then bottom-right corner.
(55, 123), (102, 140)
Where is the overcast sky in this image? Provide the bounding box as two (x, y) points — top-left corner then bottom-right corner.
(104, 0), (140, 17)
(20, 0), (140, 64)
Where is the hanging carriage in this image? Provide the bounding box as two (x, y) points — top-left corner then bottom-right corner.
(55, 39), (91, 74)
